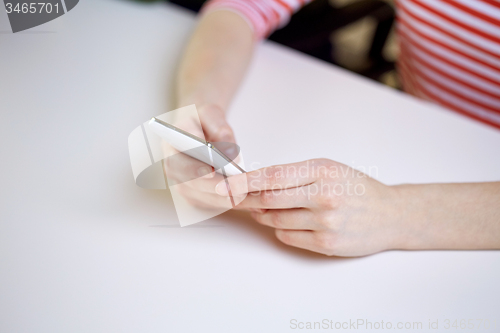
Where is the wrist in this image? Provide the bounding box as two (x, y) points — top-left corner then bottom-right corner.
(387, 184), (432, 251)
(388, 183), (475, 251)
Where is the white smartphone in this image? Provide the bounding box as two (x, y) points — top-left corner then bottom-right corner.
(147, 117), (245, 176)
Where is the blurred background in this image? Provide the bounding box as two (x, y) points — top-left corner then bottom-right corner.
(135, 0), (400, 89)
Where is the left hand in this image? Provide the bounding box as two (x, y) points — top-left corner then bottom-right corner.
(215, 159), (404, 257)
(162, 104), (239, 210)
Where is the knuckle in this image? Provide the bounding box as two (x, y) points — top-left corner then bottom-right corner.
(315, 159), (332, 178)
(276, 229), (290, 244)
(220, 123), (233, 134)
(217, 125), (234, 141)
(259, 191), (274, 206)
(253, 214), (264, 225)
(263, 166), (283, 188)
(204, 104), (224, 115)
(315, 192), (339, 209)
(314, 232), (335, 251)
(317, 166), (329, 179)
(317, 214), (337, 230)
(270, 212), (284, 228)
(317, 158), (334, 168)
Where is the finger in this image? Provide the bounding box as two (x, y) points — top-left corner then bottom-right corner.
(174, 182), (234, 209)
(183, 173), (228, 194)
(250, 209), (315, 230)
(215, 160), (329, 196)
(198, 105), (236, 144)
(275, 229), (332, 256)
(200, 106), (238, 159)
(164, 148), (216, 182)
(161, 133), (240, 195)
(235, 187), (315, 209)
(165, 161), (228, 194)
(180, 195), (230, 211)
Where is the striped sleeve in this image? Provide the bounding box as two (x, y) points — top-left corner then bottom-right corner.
(202, 0), (311, 39)
(396, 0), (500, 129)
(202, 0), (500, 130)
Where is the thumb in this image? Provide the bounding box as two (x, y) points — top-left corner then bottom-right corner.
(198, 104), (236, 144)
(198, 104), (239, 160)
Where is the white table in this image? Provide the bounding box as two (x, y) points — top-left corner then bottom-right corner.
(1, 0), (499, 332)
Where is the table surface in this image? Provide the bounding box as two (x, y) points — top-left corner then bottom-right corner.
(1, 0), (500, 332)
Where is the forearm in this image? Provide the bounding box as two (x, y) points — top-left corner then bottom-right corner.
(175, 10), (255, 109)
(394, 182), (500, 250)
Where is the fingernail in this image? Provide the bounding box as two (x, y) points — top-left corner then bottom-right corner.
(224, 147), (236, 157)
(215, 181), (229, 196)
(198, 167), (211, 178)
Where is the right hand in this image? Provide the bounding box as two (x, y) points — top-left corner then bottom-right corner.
(162, 104), (240, 210)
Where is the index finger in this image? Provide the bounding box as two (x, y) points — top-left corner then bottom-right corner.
(216, 160), (325, 196)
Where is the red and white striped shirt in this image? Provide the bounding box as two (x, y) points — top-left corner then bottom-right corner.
(203, 0), (500, 130)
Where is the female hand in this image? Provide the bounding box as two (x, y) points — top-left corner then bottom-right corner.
(215, 159), (404, 256)
(168, 8), (255, 210)
(163, 104), (241, 210)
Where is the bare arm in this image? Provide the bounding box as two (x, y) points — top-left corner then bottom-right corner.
(176, 10), (255, 113)
(395, 182), (500, 251)
(214, 159), (500, 256)
(162, 10), (256, 209)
